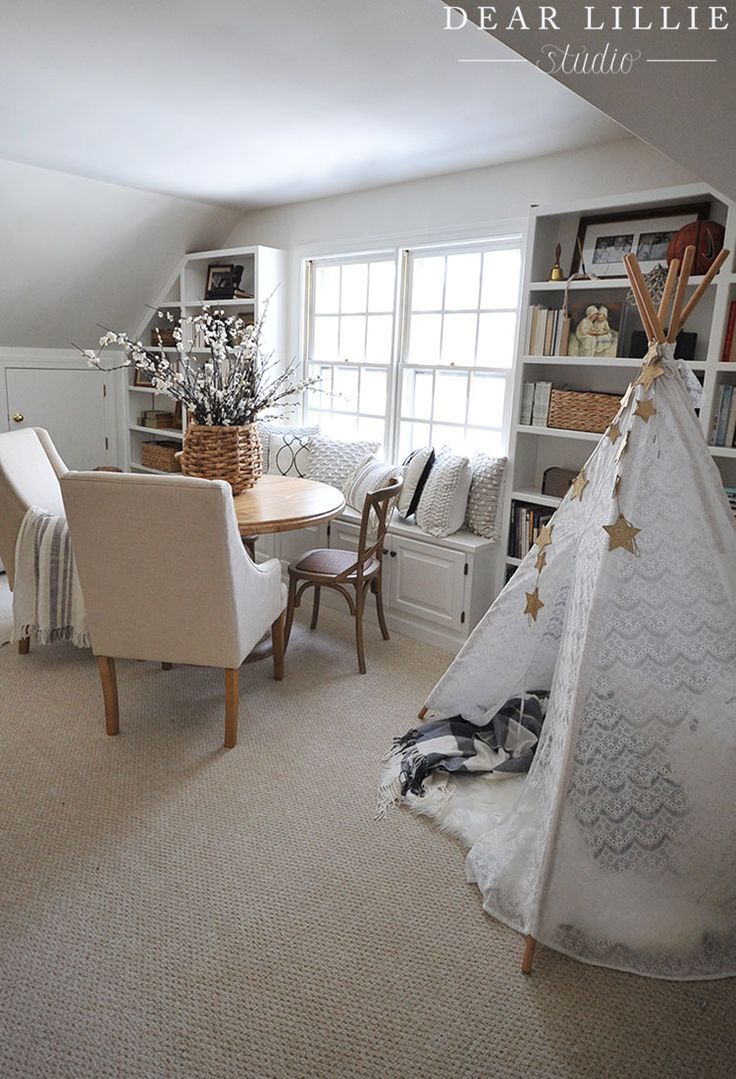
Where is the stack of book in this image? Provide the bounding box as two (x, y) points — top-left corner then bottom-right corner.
(509, 502), (554, 560)
(725, 488), (736, 521)
(710, 385), (736, 447)
(520, 381), (552, 427)
(720, 301), (736, 363)
(527, 305), (570, 357)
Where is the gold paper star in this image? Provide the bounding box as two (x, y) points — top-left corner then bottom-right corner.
(535, 550), (547, 573)
(634, 397), (657, 423)
(607, 422), (622, 444)
(535, 523), (554, 551)
(524, 588), (545, 622)
(636, 359), (665, 392)
(603, 514), (641, 554)
(570, 470), (588, 501)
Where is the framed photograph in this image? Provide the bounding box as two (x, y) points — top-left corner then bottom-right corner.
(566, 300), (625, 359)
(133, 365), (156, 388)
(571, 202), (710, 278)
(205, 263), (244, 300)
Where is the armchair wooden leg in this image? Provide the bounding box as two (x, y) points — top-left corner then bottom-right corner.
(18, 637), (30, 655)
(310, 585), (321, 630)
(284, 573), (298, 648)
(372, 575), (390, 641)
(271, 612), (285, 682)
(355, 584), (367, 675)
(98, 656), (120, 736)
(224, 668), (239, 749)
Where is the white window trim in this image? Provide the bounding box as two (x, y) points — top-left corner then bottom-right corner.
(297, 219), (525, 460)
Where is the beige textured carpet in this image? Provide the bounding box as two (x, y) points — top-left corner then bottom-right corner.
(1, 581), (735, 1079)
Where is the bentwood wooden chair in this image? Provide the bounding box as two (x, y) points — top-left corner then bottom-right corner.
(0, 427), (68, 654)
(61, 471), (287, 748)
(284, 478), (402, 674)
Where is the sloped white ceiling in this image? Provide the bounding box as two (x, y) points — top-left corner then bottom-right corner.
(0, 159), (239, 348)
(0, 0), (625, 209)
(449, 3), (736, 199)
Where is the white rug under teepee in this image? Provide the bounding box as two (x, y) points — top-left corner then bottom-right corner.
(400, 250), (736, 980)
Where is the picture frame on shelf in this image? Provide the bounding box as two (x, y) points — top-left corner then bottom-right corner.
(570, 202), (710, 278)
(566, 300), (625, 358)
(133, 366), (156, 388)
(205, 263), (244, 300)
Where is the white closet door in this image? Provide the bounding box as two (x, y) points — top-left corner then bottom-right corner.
(5, 367), (111, 469)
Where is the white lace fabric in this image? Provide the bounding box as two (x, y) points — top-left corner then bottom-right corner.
(428, 345), (736, 979)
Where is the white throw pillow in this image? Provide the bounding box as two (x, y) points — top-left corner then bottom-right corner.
(465, 454), (507, 539)
(306, 436), (380, 494)
(257, 423), (318, 475)
(397, 446), (435, 518)
(344, 458), (403, 512)
(415, 447), (472, 538)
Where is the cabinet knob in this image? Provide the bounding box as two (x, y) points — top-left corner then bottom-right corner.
(382, 548), (388, 555)
(390, 550), (397, 558)
(12, 413), (24, 423)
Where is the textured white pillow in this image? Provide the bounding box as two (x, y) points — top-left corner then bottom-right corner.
(306, 437), (380, 494)
(415, 447), (472, 538)
(344, 458), (403, 512)
(397, 447), (435, 518)
(465, 454), (507, 539)
(257, 423), (318, 473)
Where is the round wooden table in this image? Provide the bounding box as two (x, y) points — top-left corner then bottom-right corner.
(232, 474), (345, 542)
(232, 475), (345, 662)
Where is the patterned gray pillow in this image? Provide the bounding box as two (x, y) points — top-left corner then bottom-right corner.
(257, 423), (318, 474)
(465, 454), (507, 539)
(415, 447), (472, 538)
(306, 436), (380, 494)
(397, 446), (435, 518)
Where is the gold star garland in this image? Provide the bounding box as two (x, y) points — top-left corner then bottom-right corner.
(523, 521), (554, 623)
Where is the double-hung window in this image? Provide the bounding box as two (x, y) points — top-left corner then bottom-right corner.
(304, 237), (522, 459)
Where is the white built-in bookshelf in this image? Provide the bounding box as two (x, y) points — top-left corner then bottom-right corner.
(124, 245), (286, 473)
(502, 182), (736, 582)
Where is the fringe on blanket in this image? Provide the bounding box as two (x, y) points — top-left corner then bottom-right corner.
(12, 507), (90, 649)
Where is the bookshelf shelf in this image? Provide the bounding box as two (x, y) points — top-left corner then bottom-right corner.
(128, 424), (183, 439)
(511, 489), (563, 508)
(499, 182), (736, 589)
(515, 425), (601, 442)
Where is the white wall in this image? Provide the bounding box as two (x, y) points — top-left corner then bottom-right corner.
(0, 158), (240, 348)
(223, 138), (697, 253)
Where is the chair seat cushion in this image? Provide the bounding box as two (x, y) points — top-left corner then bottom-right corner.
(291, 548), (380, 579)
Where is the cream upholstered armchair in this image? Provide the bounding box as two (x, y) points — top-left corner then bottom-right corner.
(0, 427), (68, 652)
(61, 471), (286, 748)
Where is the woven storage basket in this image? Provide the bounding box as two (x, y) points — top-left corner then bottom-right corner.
(140, 440), (182, 473)
(548, 389), (620, 434)
(179, 423), (262, 493)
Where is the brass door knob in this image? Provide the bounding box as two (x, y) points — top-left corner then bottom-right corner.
(12, 413), (24, 423)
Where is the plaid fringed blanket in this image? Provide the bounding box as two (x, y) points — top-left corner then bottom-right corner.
(12, 507), (89, 648)
(377, 693), (549, 819)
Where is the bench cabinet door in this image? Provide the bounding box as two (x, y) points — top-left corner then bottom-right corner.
(387, 536), (467, 631)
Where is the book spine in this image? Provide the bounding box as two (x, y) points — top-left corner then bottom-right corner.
(720, 388), (733, 446)
(710, 385), (726, 445)
(520, 382), (535, 424)
(721, 301), (736, 362)
(532, 381), (552, 427)
(716, 385), (733, 446)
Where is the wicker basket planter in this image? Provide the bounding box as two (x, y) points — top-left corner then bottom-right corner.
(179, 423), (262, 493)
(548, 389), (620, 434)
(141, 440), (182, 473)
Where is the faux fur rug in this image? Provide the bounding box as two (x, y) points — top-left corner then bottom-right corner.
(404, 773), (526, 848)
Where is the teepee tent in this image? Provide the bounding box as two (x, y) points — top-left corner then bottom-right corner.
(420, 246), (736, 980)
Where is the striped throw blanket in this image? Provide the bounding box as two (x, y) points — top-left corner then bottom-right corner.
(12, 507), (89, 648)
(377, 693), (548, 819)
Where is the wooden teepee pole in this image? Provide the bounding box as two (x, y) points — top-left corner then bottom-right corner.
(674, 247), (730, 337)
(657, 258), (680, 334)
(624, 254), (665, 344)
(666, 244), (696, 343)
